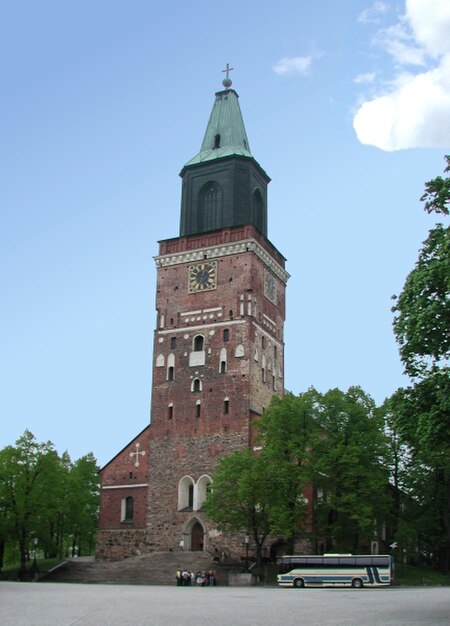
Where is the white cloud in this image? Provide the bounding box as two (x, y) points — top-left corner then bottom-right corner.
(273, 56), (313, 76)
(375, 23), (426, 66)
(353, 72), (377, 84)
(358, 1), (390, 24)
(353, 0), (450, 151)
(407, 0), (450, 57)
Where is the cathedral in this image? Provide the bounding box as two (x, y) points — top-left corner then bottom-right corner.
(97, 70), (290, 560)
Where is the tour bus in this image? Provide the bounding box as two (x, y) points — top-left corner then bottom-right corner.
(277, 554), (394, 588)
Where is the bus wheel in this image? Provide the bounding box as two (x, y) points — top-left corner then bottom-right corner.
(352, 578), (363, 588)
(293, 578), (305, 588)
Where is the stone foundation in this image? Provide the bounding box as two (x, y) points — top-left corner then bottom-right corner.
(96, 529), (149, 560)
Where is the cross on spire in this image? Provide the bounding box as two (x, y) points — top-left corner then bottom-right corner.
(221, 63), (234, 88)
(130, 442), (146, 467)
(222, 63), (233, 80)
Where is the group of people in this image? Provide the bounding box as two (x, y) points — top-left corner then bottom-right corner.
(176, 569), (216, 586)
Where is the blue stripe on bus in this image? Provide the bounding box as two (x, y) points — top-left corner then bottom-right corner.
(279, 571), (389, 585)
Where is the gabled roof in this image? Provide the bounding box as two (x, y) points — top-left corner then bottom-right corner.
(184, 88), (253, 167)
(98, 423), (151, 473)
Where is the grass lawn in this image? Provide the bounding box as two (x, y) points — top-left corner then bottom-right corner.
(0, 557), (63, 581)
(395, 563), (450, 586)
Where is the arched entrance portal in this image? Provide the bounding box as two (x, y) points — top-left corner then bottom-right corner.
(191, 521), (204, 551)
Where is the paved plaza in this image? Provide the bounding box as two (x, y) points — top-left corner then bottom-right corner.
(1, 582), (449, 626)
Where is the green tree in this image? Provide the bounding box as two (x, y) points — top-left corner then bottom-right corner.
(389, 373), (450, 570)
(311, 387), (390, 553)
(392, 224), (450, 378)
(388, 156), (450, 571)
(205, 449), (273, 567)
(256, 392), (318, 550)
(0, 432), (100, 575)
(420, 155), (450, 215)
(65, 453), (99, 556)
(0, 431), (58, 577)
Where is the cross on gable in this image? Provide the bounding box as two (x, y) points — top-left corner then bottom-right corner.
(130, 442), (146, 467)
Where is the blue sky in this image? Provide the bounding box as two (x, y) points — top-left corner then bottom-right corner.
(1, 0), (449, 466)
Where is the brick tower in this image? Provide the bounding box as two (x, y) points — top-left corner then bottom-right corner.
(97, 70), (288, 559)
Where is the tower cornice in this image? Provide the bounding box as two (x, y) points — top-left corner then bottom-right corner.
(154, 234), (290, 284)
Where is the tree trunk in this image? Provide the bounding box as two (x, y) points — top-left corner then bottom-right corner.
(0, 537), (5, 570)
(18, 532), (27, 579)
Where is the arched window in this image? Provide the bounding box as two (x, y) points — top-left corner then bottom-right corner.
(252, 188), (264, 233)
(193, 335), (204, 351)
(223, 329), (229, 342)
(198, 182), (223, 232)
(214, 133), (221, 148)
(219, 347), (227, 374)
(224, 398), (229, 414)
(190, 335), (206, 367)
(196, 475), (212, 510)
(196, 401), (201, 418)
(178, 476), (195, 511)
(121, 496), (134, 521)
(167, 353), (175, 380)
(167, 403), (173, 419)
(191, 378), (202, 392)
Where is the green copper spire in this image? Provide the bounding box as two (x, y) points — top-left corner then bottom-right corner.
(184, 68), (252, 167)
(179, 67), (269, 238)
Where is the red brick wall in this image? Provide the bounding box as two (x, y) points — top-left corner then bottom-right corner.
(144, 230), (288, 553)
(98, 426), (150, 530)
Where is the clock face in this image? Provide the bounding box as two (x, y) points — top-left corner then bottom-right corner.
(264, 269), (276, 303)
(188, 261), (217, 293)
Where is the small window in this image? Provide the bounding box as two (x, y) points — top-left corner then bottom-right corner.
(274, 345), (277, 358)
(372, 557), (389, 567)
(224, 399), (229, 414)
(262, 336), (266, 349)
(223, 329), (229, 342)
(171, 337), (177, 349)
(220, 360), (226, 374)
(168, 404), (173, 419)
(121, 496), (134, 521)
(194, 335), (204, 351)
(214, 133), (221, 148)
(168, 366), (174, 381)
(192, 378), (201, 392)
(196, 402), (201, 418)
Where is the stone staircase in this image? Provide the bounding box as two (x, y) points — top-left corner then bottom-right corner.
(40, 551), (242, 586)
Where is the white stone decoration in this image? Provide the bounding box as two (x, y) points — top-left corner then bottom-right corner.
(129, 442), (146, 467)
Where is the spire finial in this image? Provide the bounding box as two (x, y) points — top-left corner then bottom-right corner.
(222, 63), (233, 89)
